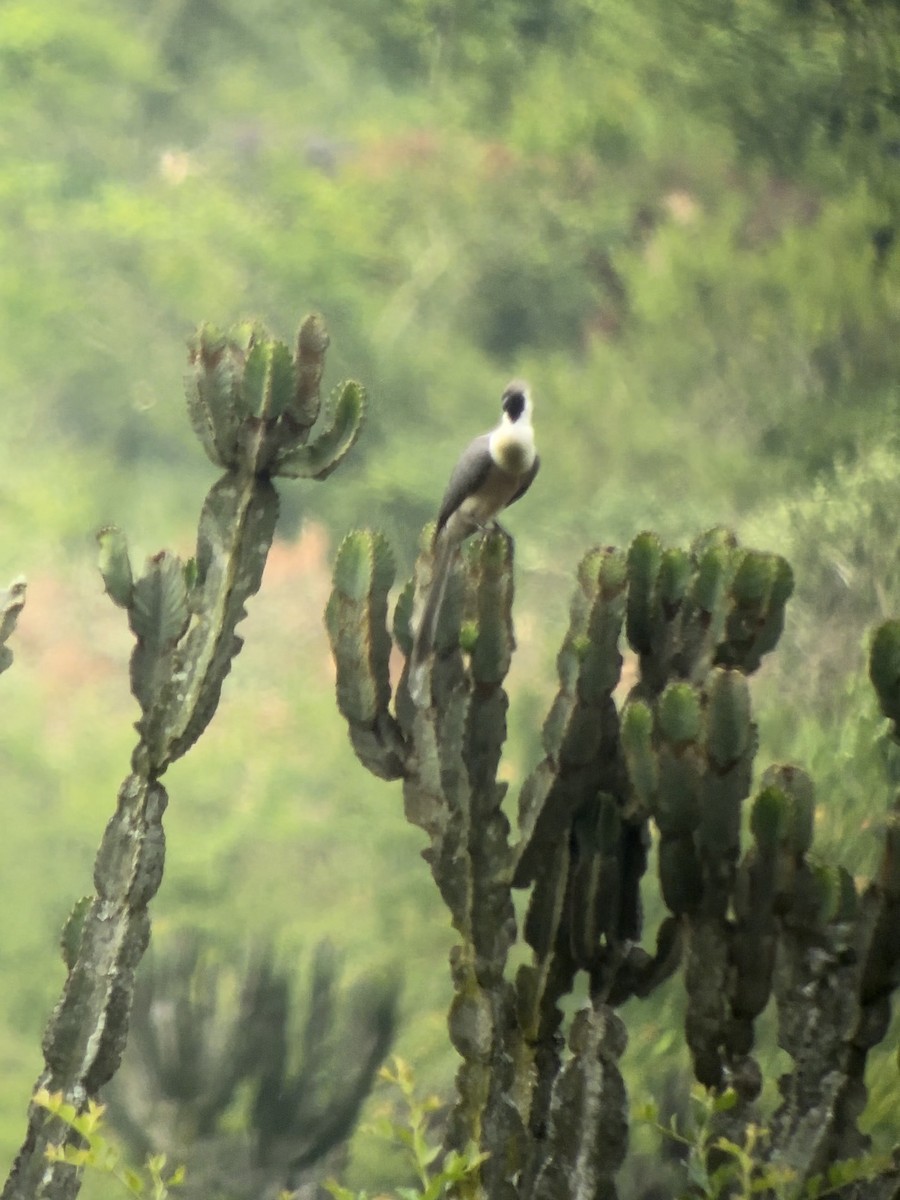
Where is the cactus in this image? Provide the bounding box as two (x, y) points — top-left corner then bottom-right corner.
(0, 576), (26, 676)
(4, 316), (364, 1200)
(101, 933), (398, 1199)
(327, 525), (900, 1199)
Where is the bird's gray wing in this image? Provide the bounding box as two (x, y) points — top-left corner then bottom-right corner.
(507, 453), (540, 508)
(434, 433), (493, 538)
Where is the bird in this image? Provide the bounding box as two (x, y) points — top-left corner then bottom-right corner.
(410, 379), (539, 683)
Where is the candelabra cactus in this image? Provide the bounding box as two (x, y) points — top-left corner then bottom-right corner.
(4, 316), (364, 1200)
(327, 524), (900, 1200)
(102, 933), (398, 1199)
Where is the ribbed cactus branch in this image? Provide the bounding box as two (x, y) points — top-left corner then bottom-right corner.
(410, 534), (526, 1196)
(274, 381), (366, 480)
(528, 1005), (628, 1200)
(6, 775), (168, 1200)
(328, 525), (900, 1199)
(292, 313), (330, 427)
(766, 876), (870, 1179)
(325, 530), (407, 781)
(616, 535), (797, 1094)
(186, 318), (364, 479)
(719, 549), (794, 672)
(625, 529), (793, 698)
(0, 576), (26, 675)
(329, 529), (533, 1194)
(5, 316), (364, 1200)
(750, 623), (900, 1188)
(516, 547), (628, 887)
(760, 631), (900, 1187)
(625, 667), (760, 1088)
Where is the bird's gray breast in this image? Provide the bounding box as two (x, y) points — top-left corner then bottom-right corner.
(435, 434), (492, 535)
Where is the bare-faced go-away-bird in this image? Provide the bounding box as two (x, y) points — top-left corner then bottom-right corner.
(410, 379), (539, 686)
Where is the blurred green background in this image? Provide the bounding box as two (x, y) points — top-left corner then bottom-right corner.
(1, 0), (898, 1192)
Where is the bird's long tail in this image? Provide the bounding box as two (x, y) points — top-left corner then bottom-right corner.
(409, 533), (457, 695)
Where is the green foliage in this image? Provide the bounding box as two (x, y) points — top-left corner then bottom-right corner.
(636, 1084), (895, 1200)
(34, 1090), (184, 1199)
(326, 1059), (487, 1200)
(1, 0), (897, 567)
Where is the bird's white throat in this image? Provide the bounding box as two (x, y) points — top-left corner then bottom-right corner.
(489, 418), (536, 476)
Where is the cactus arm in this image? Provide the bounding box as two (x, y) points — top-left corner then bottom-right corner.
(0, 576), (26, 676)
(274, 381), (366, 480)
(325, 529), (407, 781)
(527, 1007), (629, 1200)
(3, 317), (362, 1200)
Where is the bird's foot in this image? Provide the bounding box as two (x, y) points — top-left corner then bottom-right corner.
(488, 519), (514, 543)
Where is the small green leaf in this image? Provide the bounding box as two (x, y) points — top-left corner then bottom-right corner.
(418, 1141), (440, 1168)
(323, 1184), (359, 1200)
(632, 1100), (659, 1123)
(393, 1126), (415, 1151)
(122, 1166), (145, 1194)
(62, 1148), (91, 1168)
(710, 1088), (738, 1113)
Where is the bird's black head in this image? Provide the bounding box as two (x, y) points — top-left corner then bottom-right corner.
(501, 381), (529, 422)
